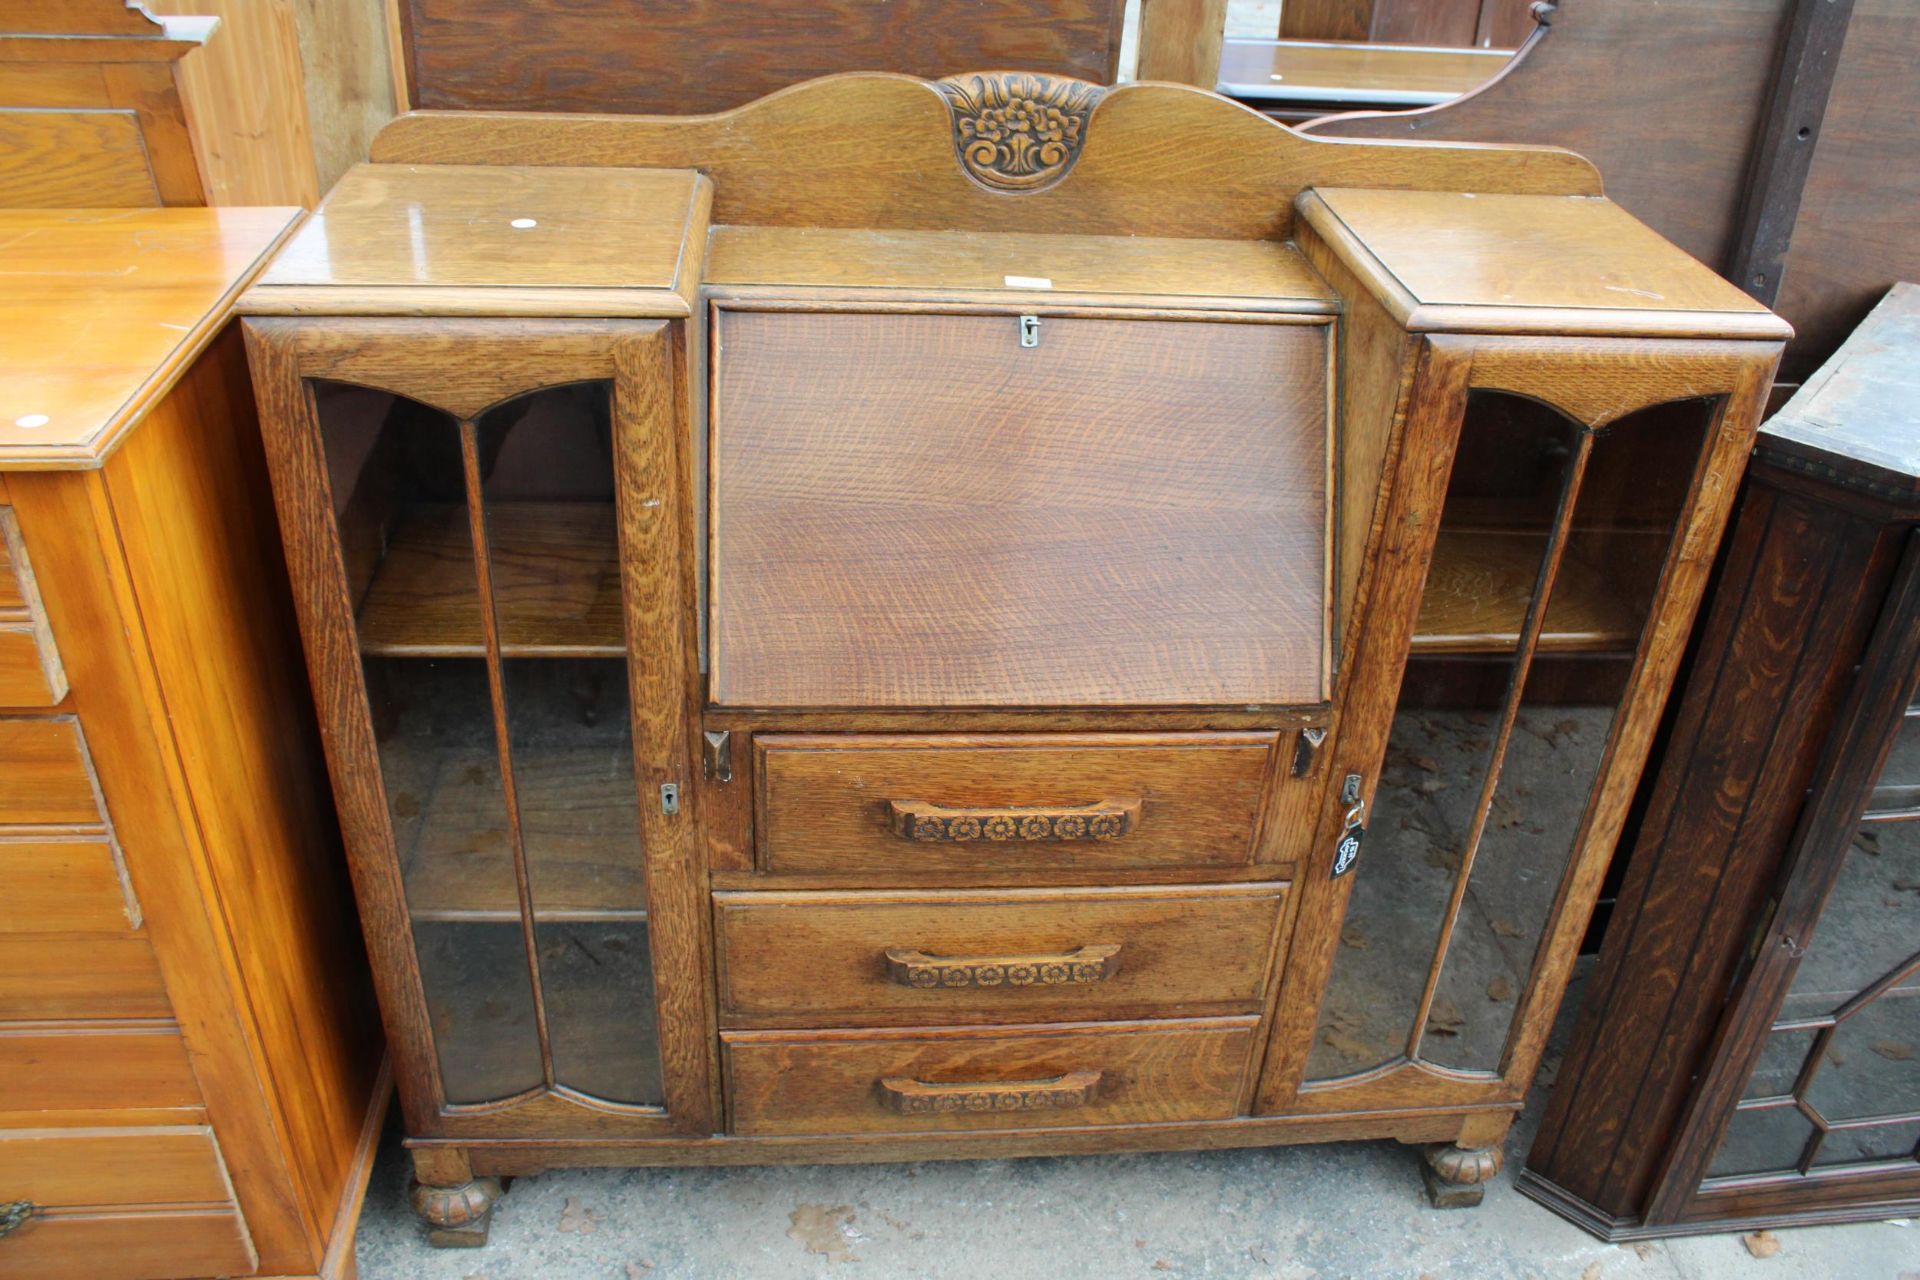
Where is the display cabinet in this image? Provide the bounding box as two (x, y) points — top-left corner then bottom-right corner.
(239, 72), (1788, 1245)
(1523, 283), (1920, 1237)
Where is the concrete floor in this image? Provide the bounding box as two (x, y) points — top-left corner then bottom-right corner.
(352, 987), (1920, 1279)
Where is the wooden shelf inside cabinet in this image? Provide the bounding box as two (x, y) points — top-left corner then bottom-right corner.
(357, 502), (625, 658)
(390, 736), (647, 922)
(1415, 528), (1662, 654)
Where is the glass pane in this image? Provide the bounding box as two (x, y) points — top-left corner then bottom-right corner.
(1868, 710), (1920, 816)
(472, 384), (624, 656)
(319, 385), (545, 1105)
(416, 920), (543, 1104)
(539, 921), (663, 1105)
(1785, 820), (1920, 1023)
(1707, 1103), (1815, 1179)
(1811, 1120), (1920, 1168)
(1742, 1026), (1820, 1102)
(1805, 996), (1920, 1124)
(476, 388), (663, 1107)
(1307, 392), (1579, 1080)
(1425, 399), (1713, 1073)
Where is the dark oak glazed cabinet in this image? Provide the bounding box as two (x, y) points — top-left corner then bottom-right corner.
(1524, 283), (1920, 1237)
(239, 73), (1789, 1245)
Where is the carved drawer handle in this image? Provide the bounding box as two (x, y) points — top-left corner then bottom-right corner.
(888, 798), (1141, 843)
(877, 1071), (1102, 1115)
(0, 1200), (32, 1240)
(884, 944), (1122, 989)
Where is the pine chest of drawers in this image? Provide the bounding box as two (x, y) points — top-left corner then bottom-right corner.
(0, 209), (384, 1280)
(237, 72), (1790, 1245)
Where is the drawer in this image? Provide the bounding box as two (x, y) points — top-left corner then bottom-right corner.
(0, 1026), (200, 1115)
(725, 1016), (1258, 1136)
(715, 883), (1288, 1026)
(0, 841), (132, 934)
(754, 732), (1280, 875)
(0, 1207), (254, 1280)
(0, 1128), (253, 1280)
(0, 509), (68, 707)
(0, 936), (171, 1021)
(0, 717), (101, 827)
(0, 1127), (235, 1207)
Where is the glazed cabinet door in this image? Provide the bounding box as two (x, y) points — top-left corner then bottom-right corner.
(244, 318), (712, 1138)
(1262, 337), (1776, 1120)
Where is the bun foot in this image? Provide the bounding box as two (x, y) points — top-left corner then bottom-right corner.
(410, 1175), (504, 1247)
(1422, 1142), (1503, 1209)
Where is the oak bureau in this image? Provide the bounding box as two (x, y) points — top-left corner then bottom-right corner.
(236, 72), (1791, 1244)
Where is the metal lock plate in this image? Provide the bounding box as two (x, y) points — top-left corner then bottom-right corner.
(1332, 774), (1365, 878)
(1019, 314), (1040, 347)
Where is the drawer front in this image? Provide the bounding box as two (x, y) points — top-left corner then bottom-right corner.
(755, 732), (1279, 875)
(710, 309), (1329, 709)
(0, 841), (132, 934)
(715, 883), (1288, 1026)
(0, 509), (67, 707)
(1, 1127), (235, 1207)
(725, 1017), (1257, 1136)
(0, 1208), (254, 1280)
(0, 936), (170, 1021)
(0, 717), (101, 826)
(0, 1128), (253, 1280)
(0, 1027), (201, 1114)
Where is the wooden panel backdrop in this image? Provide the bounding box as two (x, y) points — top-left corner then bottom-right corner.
(390, 0), (1239, 113)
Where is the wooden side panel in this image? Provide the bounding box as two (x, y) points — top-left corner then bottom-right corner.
(100, 324), (383, 1254)
(714, 883), (1288, 1025)
(399, 0), (1124, 115)
(712, 310), (1329, 709)
(0, 1026), (201, 1112)
(5, 469), (320, 1272)
(756, 733), (1283, 875)
(0, 110), (159, 207)
(145, 0), (320, 207)
(1297, 217), (1419, 667)
(725, 1017), (1258, 1136)
(1136, 0), (1226, 87)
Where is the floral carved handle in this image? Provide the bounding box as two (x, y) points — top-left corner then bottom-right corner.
(877, 1071), (1102, 1115)
(888, 798), (1141, 843)
(884, 943), (1122, 989)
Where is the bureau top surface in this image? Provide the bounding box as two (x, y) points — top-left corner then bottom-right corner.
(1301, 188), (1793, 341)
(0, 206), (300, 470)
(244, 164), (710, 318)
(706, 226), (1336, 312)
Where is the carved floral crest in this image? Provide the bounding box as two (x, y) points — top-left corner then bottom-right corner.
(935, 72), (1107, 193)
